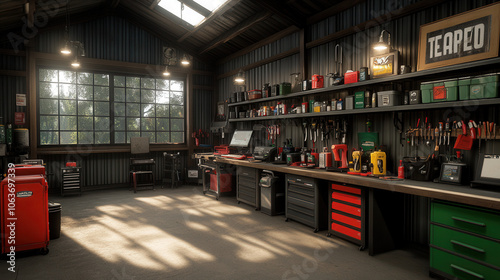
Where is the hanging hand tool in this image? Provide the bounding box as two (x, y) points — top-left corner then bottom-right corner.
(438, 122), (443, 146)
(468, 120), (476, 139)
(415, 118), (420, 146)
(446, 118), (451, 146)
(335, 120), (340, 141)
(341, 119), (347, 144)
(478, 121), (482, 150)
(493, 122), (497, 154)
(486, 121), (490, 142)
(303, 120), (308, 145)
(434, 127), (439, 151)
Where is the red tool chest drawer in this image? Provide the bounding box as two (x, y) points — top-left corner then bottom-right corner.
(328, 182), (366, 249)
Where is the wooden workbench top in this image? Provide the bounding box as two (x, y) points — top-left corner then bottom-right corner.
(213, 157), (500, 211)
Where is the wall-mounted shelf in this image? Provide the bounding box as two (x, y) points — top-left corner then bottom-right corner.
(228, 98), (500, 122)
(228, 57), (500, 108)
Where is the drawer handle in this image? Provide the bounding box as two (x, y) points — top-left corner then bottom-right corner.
(451, 216), (486, 227)
(450, 240), (485, 253)
(450, 264), (484, 279)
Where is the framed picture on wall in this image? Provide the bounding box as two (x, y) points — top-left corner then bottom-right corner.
(370, 51), (399, 78)
(417, 2), (500, 71)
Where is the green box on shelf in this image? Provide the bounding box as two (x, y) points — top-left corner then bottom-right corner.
(470, 74), (499, 99)
(279, 83), (291, 95)
(354, 91), (365, 109)
(458, 77), (471, 100)
(420, 82), (433, 103)
(432, 79), (458, 102)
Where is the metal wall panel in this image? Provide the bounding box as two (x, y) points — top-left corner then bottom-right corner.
(0, 54), (25, 71)
(0, 76), (25, 124)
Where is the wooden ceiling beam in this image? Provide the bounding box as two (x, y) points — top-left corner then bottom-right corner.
(306, 0), (366, 25)
(182, 0), (211, 17)
(199, 11), (273, 54)
(177, 0), (242, 43)
(149, 0), (161, 9)
(252, 0), (304, 28)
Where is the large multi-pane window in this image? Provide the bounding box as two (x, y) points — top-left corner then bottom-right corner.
(38, 68), (185, 145)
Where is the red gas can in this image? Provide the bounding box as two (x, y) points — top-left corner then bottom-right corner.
(1, 175), (49, 254)
(312, 75), (324, 89)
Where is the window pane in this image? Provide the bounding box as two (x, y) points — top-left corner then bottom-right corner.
(141, 89), (155, 103)
(78, 132), (94, 144)
(126, 103), (140, 117)
(94, 102), (110, 116)
(40, 99), (59, 115)
(115, 132), (126, 144)
(114, 88), (125, 102)
(170, 80), (184, 91)
(142, 78), (155, 89)
(171, 119), (184, 131)
(156, 91), (169, 104)
(127, 132), (140, 143)
(59, 84), (76, 99)
(127, 118), (140, 131)
(126, 77), (140, 88)
(170, 105), (184, 118)
(114, 76), (125, 87)
(170, 91), (183, 105)
(40, 116), (58, 130)
(156, 79), (169, 90)
(156, 105), (169, 117)
(40, 69), (58, 82)
(78, 85), (93, 100)
(40, 82), (58, 98)
(94, 74), (109, 86)
(78, 101), (93, 115)
(94, 86), (109, 101)
(78, 117), (93, 130)
(156, 118), (169, 131)
(156, 132), (170, 143)
(95, 132), (110, 144)
(171, 132), (184, 143)
(141, 104), (155, 117)
(60, 132), (77, 144)
(59, 100), (76, 115)
(126, 88), (140, 102)
(142, 132), (155, 143)
(95, 117), (110, 131)
(114, 103), (125, 116)
(60, 116), (77, 130)
(141, 118), (155, 131)
(59, 70), (75, 83)
(114, 117), (125, 131)
(40, 131), (59, 145)
(78, 72), (93, 84)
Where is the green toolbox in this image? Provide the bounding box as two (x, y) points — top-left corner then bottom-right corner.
(354, 91), (365, 109)
(458, 77), (471, 100)
(279, 82), (291, 95)
(432, 79), (458, 102)
(470, 74), (499, 99)
(420, 82), (433, 103)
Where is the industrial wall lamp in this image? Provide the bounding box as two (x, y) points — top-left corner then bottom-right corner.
(234, 69), (245, 84)
(373, 30), (391, 51)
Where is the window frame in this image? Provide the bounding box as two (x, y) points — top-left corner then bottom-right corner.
(37, 66), (187, 147)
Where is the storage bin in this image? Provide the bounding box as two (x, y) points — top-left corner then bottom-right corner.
(432, 79), (458, 102)
(470, 74), (499, 99)
(458, 77), (471, 100)
(420, 82), (433, 103)
(377, 90), (401, 106)
(279, 82), (291, 95)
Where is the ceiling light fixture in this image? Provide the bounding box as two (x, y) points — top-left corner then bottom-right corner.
(373, 30), (391, 51)
(71, 57), (80, 68)
(180, 54), (190, 65)
(234, 69), (245, 84)
(163, 65), (171, 76)
(60, 41), (72, 55)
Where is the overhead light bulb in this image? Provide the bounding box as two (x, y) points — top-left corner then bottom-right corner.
(71, 57), (80, 67)
(373, 30), (391, 51)
(163, 66), (171, 76)
(234, 69), (245, 84)
(181, 54), (190, 65)
(61, 42), (71, 55)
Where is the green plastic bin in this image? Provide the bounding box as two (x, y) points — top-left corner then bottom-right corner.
(458, 77), (471, 100)
(420, 82), (433, 103)
(432, 79), (458, 102)
(470, 74), (499, 99)
(279, 83), (291, 95)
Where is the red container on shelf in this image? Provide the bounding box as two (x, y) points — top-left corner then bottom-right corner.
(247, 90), (262, 100)
(1, 175), (49, 254)
(312, 75), (324, 89)
(344, 71), (360, 84)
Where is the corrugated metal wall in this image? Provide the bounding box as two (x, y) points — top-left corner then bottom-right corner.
(0, 75), (26, 124)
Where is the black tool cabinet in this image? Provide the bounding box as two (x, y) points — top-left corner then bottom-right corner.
(328, 182), (366, 250)
(61, 167), (82, 196)
(236, 166), (260, 209)
(285, 174), (327, 232)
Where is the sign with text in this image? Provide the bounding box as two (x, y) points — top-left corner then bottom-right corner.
(418, 3), (500, 71)
(14, 112), (25, 125)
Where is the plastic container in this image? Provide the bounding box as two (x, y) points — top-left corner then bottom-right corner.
(470, 74), (499, 99)
(421, 82), (433, 103)
(48, 202), (62, 240)
(458, 77), (471, 100)
(432, 79), (458, 102)
(377, 90), (401, 106)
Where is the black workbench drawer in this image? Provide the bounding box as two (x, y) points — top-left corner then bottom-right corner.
(236, 166), (260, 209)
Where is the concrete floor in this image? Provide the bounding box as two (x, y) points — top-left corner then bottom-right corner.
(1, 185), (431, 279)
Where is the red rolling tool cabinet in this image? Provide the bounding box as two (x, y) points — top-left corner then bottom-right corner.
(1, 175), (50, 254)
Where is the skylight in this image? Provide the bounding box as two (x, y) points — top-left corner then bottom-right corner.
(157, 0), (230, 27)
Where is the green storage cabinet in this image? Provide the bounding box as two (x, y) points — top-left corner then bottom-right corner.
(470, 74), (499, 99)
(279, 83), (291, 95)
(430, 200), (500, 280)
(420, 82), (433, 103)
(458, 77), (471, 100)
(354, 91), (364, 109)
(432, 79), (458, 102)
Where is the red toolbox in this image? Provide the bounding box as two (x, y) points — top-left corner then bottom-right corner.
(344, 71), (360, 84)
(13, 165), (46, 176)
(328, 183), (366, 249)
(1, 175), (49, 254)
(210, 172), (233, 193)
